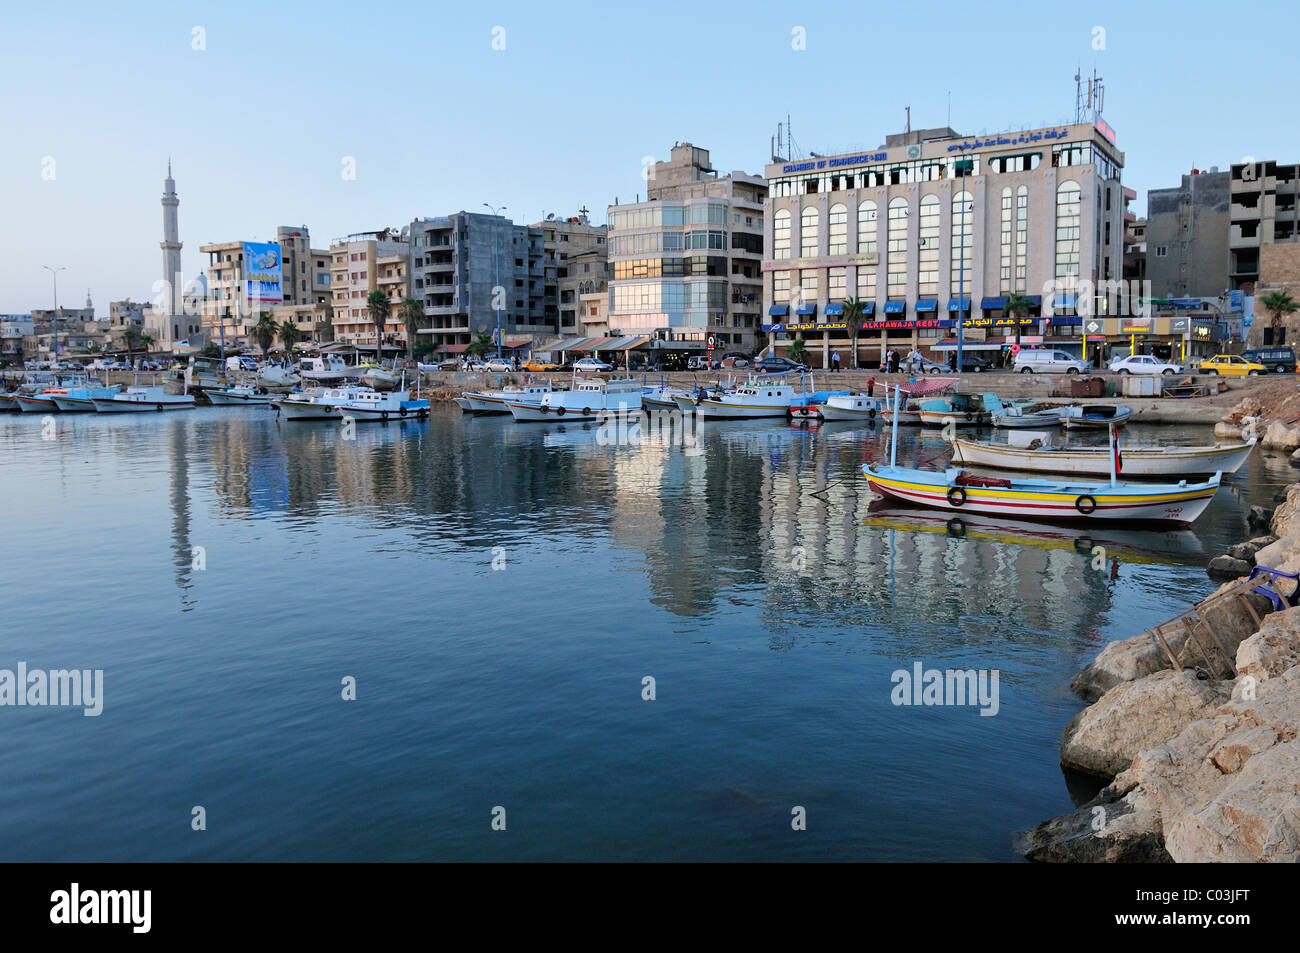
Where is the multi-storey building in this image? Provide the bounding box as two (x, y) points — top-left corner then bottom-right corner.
(329, 229), (408, 354)
(1230, 160), (1300, 294)
(762, 122), (1126, 366)
(407, 212), (545, 356)
(109, 299), (151, 349)
(199, 225), (331, 349)
(606, 143), (766, 357)
(1, 314), (34, 364)
(1124, 216), (1147, 286)
(1146, 170), (1229, 300)
(532, 215), (608, 334)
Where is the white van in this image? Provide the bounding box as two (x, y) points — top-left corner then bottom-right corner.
(1013, 348), (1090, 374)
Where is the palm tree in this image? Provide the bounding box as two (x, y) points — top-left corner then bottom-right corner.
(467, 333), (495, 358)
(278, 319), (301, 358)
(787, 335), (809, 367)
(1260, 290), (1299, 346)
(842, 297), (865, 369)
(399, 297), (423, 362)
(1005, 292), (1033, 363)
(122, 327), (143, 361)
(367, 290), (391, 363)
(252, 311), (278, 359)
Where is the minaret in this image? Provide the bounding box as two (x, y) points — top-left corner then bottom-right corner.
(160, 160), (182, 344)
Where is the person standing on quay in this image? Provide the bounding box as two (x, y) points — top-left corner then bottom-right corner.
(832, 352), (841, 373)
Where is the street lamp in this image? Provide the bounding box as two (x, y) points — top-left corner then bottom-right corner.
(483, 203), (507, 360)
(43, 265), (66, 363)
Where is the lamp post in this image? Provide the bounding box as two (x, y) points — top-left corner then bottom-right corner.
(483, 203), (507, 360)
(43, 265), (66, 363)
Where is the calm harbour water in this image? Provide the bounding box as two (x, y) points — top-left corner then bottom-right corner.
(0, 405), (1292, 861)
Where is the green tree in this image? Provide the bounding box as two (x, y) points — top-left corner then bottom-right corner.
(1005, 292), (1033, 359)
(842, 297), (865, 369)
(787, 335), (808, 367)
(399, 297), (423, 361)
(1261, 290), (1299, 345)
(367, 290), (391, 362)
(467, 333), (495, 358)
(277, 319), (301, 357)
(252, 311), (278, 358)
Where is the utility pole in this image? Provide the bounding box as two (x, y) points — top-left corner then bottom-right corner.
(43, 265), (66, 363)
(483, 204), (507, 360)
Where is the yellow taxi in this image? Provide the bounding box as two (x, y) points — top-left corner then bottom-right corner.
(1198, 354), (1266, 376)
(522, 357), (561, 372)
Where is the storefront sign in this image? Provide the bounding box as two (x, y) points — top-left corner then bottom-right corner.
(964, 316), (1038, 328)
(861, 319), (954, 330)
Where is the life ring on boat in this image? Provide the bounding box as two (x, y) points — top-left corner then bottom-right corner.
(964, 412), (973, 421)
(800, 407), (809, 417)
(400, 407), (407, 417)
(556, 406), (567, 417)
(582, 407), (592, 416)
(868, 407), (877, 419)
(947, 517), (967, 537)
(947, 487), (967, 507)
(155, 403), (164, 411)
(539, 404), (550, 414)
(1075, 494), (1097, 515)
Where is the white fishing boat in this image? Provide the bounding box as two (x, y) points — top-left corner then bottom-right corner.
(299, 355), (365, 383)
(994, 402), (1066, 428)
(335, 389), (430, 421)
(453, 396), (475, 412)
(206, 384), (273, 406)
(463, 381), (555, 414)
(0, 393), (17, 412)
(278, 386), (373, 421)
(507, 377), (643, 422)
(361, 365), (401, 391)
(816, 393), (882, 421)
(642, 385), (685, 412)
(256, 364), (302, 391)
(695, 378), (800, 420)
(951, 434), (1257, 477)
(50, 383), (122, 411)
(1061, 404), (1134, 429)
(14, 389), (65, 413)
(917, 393), (1013, 427)
(91, 386), (196, 412)
(865, 387), (1219, 524)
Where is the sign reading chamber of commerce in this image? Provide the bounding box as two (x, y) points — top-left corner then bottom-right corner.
(243, 242), (283, 302)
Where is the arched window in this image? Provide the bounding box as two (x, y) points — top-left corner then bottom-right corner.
(918, 195), (940, 296)
(858, 201), (877, 255)
(886, 198), (909, 298)
(950, 192), (972, 296)
(828, 204), (847, 256)
(773, 209), (791, 260)
(1055, 182), (1082, 280)
(800, 207), (819, 258)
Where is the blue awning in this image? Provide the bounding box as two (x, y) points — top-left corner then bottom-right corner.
(795, 304), (816, 315)
(981, 296), (1007, 310)
(824, 302), (844, 316)
(862, 301), (875, 314)
(1052, 293), (1078, 308)
(1024, 295), (1042, 306)
(1170, 298), (1201, 309)
(768, 305), (790, 317)
(947, 298), (971, 312)
(884, 300), (905, 314)
(915, 299), (937, 313)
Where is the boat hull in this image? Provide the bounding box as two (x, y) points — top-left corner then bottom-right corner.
(90, 397), (196, 412)
(337, 402), (430, 421)
(15, 395), (60, 413)
(995, 412), (1063, 428)
(1062, 406), (1134, 429)
(206, 391), (272, 405)
(278, 400), (342, 421)
(863, 465), (1219, 524)
(507, 401), (641, 423)
(918, 409), (990, 427)
(50, 395), (99, 412)
(695, 399), (788, 420)
(952, 437), (1256, 477)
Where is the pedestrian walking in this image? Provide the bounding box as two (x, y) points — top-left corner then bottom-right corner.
(866, 376), (875, 398)
(832, 352), (841, 373)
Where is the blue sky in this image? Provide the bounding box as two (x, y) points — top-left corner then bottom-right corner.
(1, 0), (1293, 313)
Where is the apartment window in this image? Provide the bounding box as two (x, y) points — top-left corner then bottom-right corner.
(800, 206), (819, 258)
(999, 187), (1013, 293)
(1155, 245), (1168, 257)
(1055, 181), (1082, 280)
(857, 201), (877, 255)
(887, 197), (909, 298)
(828, 266), (846, 299)
(950, 192), (973, 294)
(1015, 186), (1028, 292)
(917, 195), (939, 296)
(828, 203), (848, 255)
(773, 209), (791, 260)
(773, 271), (791, 302)
(799, 269), (818, 299)
(856, 264), (877, 299)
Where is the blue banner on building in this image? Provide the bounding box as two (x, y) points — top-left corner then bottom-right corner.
(243, 242), (283, 302)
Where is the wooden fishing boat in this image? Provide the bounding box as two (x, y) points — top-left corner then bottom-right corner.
(950, 435), (1257, 477)
(917, 393), (1017, 427)
(994, 401), (1065, 428)
(1061, 403), (1133, 429)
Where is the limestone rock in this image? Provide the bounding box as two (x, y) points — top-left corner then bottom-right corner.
(1251, 534), (1298, 570)
(1226, 535), (1277, 563)
(1207, 555), (1252, 579)
(1236, 607), (1300, 685)
(1017, 789), (1171, 863)
(1061, 670), (1230, 779)
(1270, 485), (1300, 538)
(1251, 506), (1277, 529)
(1214, 421), (1243, 440)
(1261, 421), (1300, 451)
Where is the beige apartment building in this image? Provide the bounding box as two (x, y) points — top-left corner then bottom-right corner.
(329, 230), (409, 354)
(606, 143), (766, 357)
(762, 121), (1127, 366)
(532, 215), (608, 335)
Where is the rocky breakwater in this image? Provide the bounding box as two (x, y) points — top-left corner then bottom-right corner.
(1020, 489), (1300, 862)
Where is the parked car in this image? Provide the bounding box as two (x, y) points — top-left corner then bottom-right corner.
(720, 353), (750, 368)
(463, 358), (488, 371)
(1013, 348), (1090, 374)
(1199, 354), (1266, 376)
(913, 353), (990, 374)
(574, 357), (613, 372)
(687, 356), (719, 371)
(1108, 354), (1183, 376)
(522, 357), (562, 372)
(755, 356), (808, 373)
(484, 358), (512, 372)
(1241, 347), (1296, 374)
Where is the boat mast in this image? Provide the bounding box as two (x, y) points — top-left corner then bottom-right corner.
(1109, 422), (1118, 487)
(890, 383), (900, 468)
